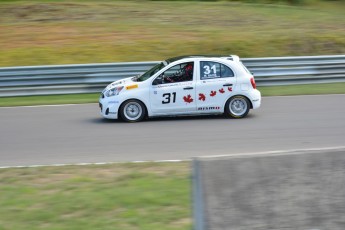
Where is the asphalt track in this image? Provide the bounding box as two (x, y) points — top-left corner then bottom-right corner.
(1, 94), (345, 167)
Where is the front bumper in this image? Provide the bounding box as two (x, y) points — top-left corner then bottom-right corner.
(99, 93), (120, 119)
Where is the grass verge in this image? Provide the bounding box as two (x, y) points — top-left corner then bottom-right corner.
(0, 93), (99, 107)
(0, 1), (344, 67)
(1, 82), (345, 107)
(258, 82), (345, 96)
(0, 162), (191, 230)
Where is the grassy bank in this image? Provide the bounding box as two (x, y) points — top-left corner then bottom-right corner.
(258, 82), (345, 96)
(0, 93), (99, 107)
(1, 82), (345, 107)
(0, 1), (344, 67)
(0, 162), (191, 230)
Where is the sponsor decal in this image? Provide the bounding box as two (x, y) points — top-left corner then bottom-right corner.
(228, 87), (233, 92)
(157, 84), (173, 88)
(179, 82), (193, 86)
(198, 106), (221, 111)
(210, 91), (217, 97)
(154, 91), (158, 95)
(126, 84), (138, 90)
(156, 82), (192, 88)
(108, 101), (119, 104)
(219, 88), (225, 94)
(203, 73), (218, 79)
(183, 94), (193, 103)
(198, 93), (206, 101)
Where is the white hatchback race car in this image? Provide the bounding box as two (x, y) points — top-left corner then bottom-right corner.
(99, 55), (261, 122)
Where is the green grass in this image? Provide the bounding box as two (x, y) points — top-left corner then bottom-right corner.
(0, 93), (99, 107)
(258, 82), (345, 96)
(0, 162), (191, 230)
(1, 83), (345, 107)
(0, 1), (344, 67)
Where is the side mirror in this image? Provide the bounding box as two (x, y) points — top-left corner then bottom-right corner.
(152, 76), (163, 85)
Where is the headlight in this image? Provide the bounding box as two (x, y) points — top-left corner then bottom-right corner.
(105, 86), (123, 97)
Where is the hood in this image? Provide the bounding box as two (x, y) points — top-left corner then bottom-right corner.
(104, 76), (133, 91)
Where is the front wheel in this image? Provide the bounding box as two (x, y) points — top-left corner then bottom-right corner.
(119, 100), (146, 122)
(225, 96), (250, 118)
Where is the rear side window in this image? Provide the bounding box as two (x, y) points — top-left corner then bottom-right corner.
(200, 61), (234, 80)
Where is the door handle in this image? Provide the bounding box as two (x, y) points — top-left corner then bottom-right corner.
(183, 87), (194, 90)
(223, 83), (233, 87)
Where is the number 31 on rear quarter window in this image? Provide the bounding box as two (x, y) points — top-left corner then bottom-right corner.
(203, 65), (216, 75)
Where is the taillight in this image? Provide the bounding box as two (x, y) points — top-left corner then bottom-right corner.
(250, 77), (256, 89)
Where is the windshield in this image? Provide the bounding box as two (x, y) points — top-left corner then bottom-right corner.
(135, 62), (166, 82)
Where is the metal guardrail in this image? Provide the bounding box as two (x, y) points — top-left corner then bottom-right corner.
(0, 55), (345, 97)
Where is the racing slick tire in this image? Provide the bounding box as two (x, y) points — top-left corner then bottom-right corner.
(119, 99), (146, 122)
(225, 95), (250, 118)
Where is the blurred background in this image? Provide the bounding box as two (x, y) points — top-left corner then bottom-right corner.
(0, 0), (344, 67)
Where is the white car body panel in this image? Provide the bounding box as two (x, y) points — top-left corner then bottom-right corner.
(150, 81), (197, 115)
(99, 55), (261, 120)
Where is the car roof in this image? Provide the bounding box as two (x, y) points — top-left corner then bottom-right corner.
(165, 55), (240, 64)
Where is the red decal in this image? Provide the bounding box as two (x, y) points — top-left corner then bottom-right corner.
(183, 94), (194, 103)
(228, 87), (232, 92)
(210, 91), (217, 97)
(219, 88), (225, 94)
(198, 93), (206, 101)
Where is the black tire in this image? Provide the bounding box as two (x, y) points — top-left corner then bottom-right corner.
(225, 96), (250, 118)
(119, 100), (146, 122)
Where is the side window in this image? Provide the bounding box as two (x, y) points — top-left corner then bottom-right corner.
(200, 61), (234, 80)
(153, 62), (194, 85)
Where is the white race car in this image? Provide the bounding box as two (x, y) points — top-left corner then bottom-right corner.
(99, 55), (261, 122)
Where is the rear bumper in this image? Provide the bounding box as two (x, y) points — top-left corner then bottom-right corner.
(250, 89), (261, 109)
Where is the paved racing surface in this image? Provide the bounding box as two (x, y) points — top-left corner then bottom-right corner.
(1, 95), (345, 167)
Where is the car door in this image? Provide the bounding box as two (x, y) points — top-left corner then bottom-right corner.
(149, 61), (197, 115)
(196, 60), (236, 113)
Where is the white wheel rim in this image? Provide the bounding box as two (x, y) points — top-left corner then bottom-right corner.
(124, 102), (142, 121)
(229, 98), (248, 116)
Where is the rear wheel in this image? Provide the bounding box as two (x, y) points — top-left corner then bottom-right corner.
(119, 100), (146, 122)
(225, 96), (250, 118)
